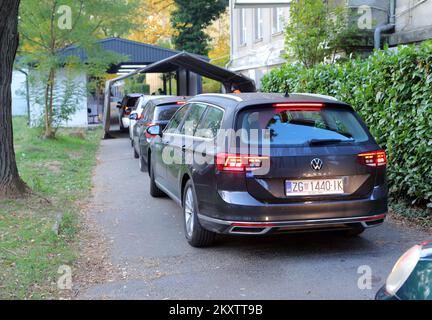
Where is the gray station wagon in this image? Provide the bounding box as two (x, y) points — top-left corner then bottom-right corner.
(145, 93), (388, 247)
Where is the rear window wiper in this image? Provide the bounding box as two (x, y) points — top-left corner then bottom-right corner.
(308, 138), (355, 146)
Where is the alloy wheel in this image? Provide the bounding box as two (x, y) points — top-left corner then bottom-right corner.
(184, 187), (194, 238)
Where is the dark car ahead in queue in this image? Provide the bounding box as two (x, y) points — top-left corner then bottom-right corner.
(376, 240), (432, 300)
(117, 93), (142, 132)
(133, 96), (189, 171)
(146, 93), (388, 247)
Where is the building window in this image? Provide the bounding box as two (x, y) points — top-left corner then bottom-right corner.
(272, 7), (284, 34)
(239, 8), (247, 45)
(254, 8), (263, 41)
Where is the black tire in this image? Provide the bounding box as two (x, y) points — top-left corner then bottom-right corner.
(149, 160), (165, 197)
(133, 142), (139, 159)
(139, 153), (146, 173)
(183, 180), (215, 247)
(340, 225), (365, 237)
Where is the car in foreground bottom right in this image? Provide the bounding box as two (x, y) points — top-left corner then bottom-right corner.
(376, 241), (432, 300)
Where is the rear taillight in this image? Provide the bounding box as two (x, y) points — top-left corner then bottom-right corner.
(216, 153), (269, 172)
(176, 101), (186, 105)
(124, 108), (131, 116)
(358, 150), (387, 167)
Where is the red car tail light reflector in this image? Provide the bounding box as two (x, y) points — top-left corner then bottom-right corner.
(216, 153), (269, 172)
(358, 150), (387, 167)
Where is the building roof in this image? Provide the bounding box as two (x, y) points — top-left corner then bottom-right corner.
(58, 37), (208, 67)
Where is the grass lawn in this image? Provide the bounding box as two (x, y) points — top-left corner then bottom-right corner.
(0, 117), (102, 299)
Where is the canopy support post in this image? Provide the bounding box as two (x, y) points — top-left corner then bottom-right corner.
(103, 79), (113, 139)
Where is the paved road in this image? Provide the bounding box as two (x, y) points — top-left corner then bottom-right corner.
(79, 133), (429, 300)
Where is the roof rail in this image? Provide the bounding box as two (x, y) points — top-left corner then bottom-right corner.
(197, 93), (244, 102)
(293, 93), (338, 101)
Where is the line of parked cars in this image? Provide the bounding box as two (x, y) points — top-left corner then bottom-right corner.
(132, 92), (388, 245)
(121, 92), (431, 300)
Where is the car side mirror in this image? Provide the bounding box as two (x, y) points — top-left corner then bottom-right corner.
(116, 103), (122, 108)
(147, 125), (162, 137)
(129, 113), (137, 120)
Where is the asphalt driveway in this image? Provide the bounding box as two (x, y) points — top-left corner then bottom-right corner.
(78, 133), (429, 300)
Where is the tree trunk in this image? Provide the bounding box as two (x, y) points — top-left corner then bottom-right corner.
(0, 0), (29, 198)
(44, 67), (55, 139)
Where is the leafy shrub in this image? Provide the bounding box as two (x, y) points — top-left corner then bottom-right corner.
(261, 41), (432, 207)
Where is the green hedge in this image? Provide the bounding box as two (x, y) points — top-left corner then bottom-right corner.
(261, 41), (432, 207)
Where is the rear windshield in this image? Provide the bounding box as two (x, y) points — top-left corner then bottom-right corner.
(237, 107), (370, 146)
(126, 97), (139, 107)
(154, 105), (181, 121)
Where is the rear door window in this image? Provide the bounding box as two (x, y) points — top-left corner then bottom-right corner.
(195, 106), (224, 139)
(237, 107), (370, 146)
(142, 101), (153, 121)
(164, 105), (189, 134)
(127, 97), (139, 108)
(121, 97), (127, 106)
(179, 103), (207, 136)
(136, 98), (145, 116)
(154, 105), (180, 121)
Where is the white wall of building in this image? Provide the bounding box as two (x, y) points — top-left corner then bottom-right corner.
(229, 0), (432, 83)
(395, 0), (432, 33)
(228, 1), (290, 89)
(11, 70), (28, 117)
(29, 68), (88, 128)
(389, 0), (432, 45)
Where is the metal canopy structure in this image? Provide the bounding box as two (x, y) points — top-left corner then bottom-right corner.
(137, 52), (256, 92)
(103, 52), (256, 137)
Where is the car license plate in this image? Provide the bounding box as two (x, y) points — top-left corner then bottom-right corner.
(285, 179), (344, 196)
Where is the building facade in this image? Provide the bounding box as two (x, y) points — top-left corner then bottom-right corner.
(227, 1), (290, 90)
(28, 68), (89, 128)
(17, 38), (206, 128)
(390, 0), (432, 46)
(228, 0), (432, 90)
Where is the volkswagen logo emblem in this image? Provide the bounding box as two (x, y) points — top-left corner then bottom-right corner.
(311, 158), (323, 171)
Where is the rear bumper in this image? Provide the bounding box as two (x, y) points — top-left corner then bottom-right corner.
(198, 213), (386, 235)
(197, 185), (387, 234)
(198, 183), (387, 219)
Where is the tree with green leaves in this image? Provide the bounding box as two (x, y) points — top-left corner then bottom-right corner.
(171, 0), (228, 56)
(19, 0), (138, 138)
(284, 0), (354, 68)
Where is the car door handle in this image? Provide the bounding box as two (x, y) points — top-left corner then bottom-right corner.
(181, 145), (186, 152)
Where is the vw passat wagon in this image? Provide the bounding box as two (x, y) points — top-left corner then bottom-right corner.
(146, 93), (388, 247)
